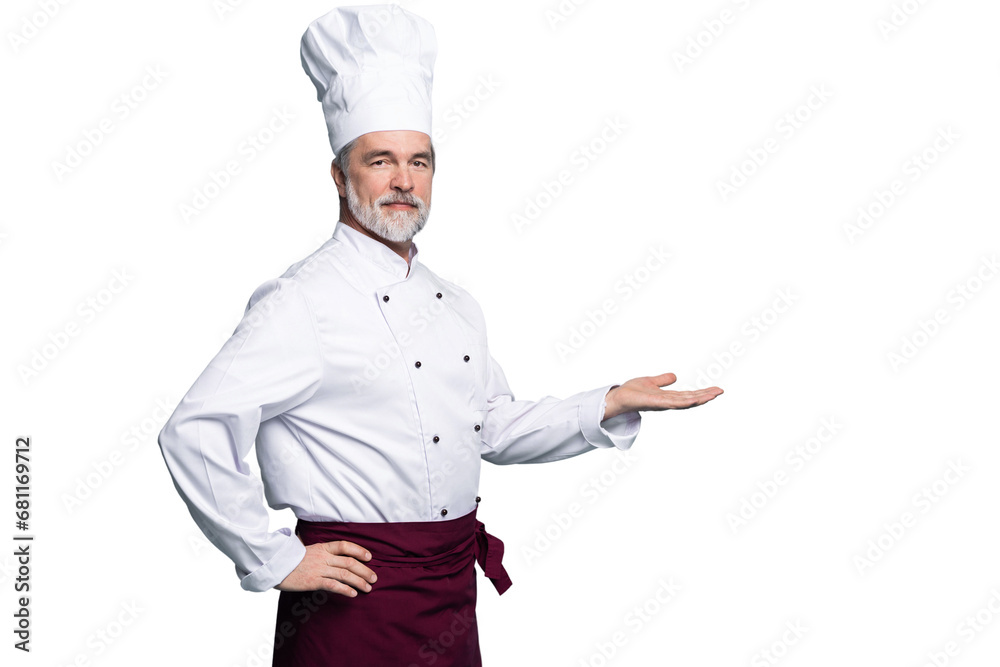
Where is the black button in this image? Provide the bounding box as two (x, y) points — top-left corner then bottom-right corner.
(474, 424), (481, 432)
(475, 496), (481, 503)
(382, 295), (389, 302)
(432, 435), (439, 443)
(415, 361), (421, 368)
(440, 508), (448, 516)
(436, 292), (442, 299)
(463, 355), (470, 362)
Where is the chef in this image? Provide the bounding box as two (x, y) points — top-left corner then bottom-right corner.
(157, 5), (723, 666)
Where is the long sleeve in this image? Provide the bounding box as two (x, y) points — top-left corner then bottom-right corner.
(157, 277), (321, 591)
(478, 348), (641, 465)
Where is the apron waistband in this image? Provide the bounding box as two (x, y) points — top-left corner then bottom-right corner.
(296, 507), (513, 595)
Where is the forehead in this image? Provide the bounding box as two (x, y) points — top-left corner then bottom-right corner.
(354, 130), (432, 156)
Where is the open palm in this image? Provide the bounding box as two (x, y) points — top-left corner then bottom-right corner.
(603, 372), (723, 421)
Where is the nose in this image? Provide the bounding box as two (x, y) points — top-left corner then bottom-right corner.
(390, 165), (414, 192)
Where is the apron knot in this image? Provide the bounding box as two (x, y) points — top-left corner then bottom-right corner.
(473, 519), (513, 595)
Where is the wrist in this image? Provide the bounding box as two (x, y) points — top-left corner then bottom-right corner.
(603, 385), (621, 421)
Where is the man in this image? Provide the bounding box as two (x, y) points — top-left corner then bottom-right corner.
(157, 5), (722, 666)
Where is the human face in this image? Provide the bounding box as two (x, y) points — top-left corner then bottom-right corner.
(337, 130), (433, 243)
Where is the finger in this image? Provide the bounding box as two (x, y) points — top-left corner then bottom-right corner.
(326, 553), (378, 584)
(662, 387), (722, 399)
(321, 539), (372, 562)
(650, 372), (677, 387)
(676, 392), (722, 407)
(316, 575), (368, 598)
(680, 388), (722, 400)
(657, 390), (722, 408)
(320, 561), (376, 594)
(682, 387), (723, 398)
(321, 540), (378, 582)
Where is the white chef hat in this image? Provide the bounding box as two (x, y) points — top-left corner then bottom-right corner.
(300, 4), (437, 157)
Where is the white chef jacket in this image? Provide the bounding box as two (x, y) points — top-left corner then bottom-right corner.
(157, 221), (642, 592)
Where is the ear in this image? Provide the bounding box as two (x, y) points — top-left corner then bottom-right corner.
(331, 160), (348, 198)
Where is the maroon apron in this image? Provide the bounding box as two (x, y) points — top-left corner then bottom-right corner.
(271, 506), (511, 666)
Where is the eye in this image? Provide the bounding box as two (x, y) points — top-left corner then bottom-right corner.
(372, 159), (386, 166)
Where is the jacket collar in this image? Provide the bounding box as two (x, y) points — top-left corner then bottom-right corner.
(333, 220), (419, 280)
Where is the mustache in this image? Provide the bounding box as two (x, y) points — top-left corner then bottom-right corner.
(377, 192), (425, 207)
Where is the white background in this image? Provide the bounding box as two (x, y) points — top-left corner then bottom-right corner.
(3, 0), (1000, 665)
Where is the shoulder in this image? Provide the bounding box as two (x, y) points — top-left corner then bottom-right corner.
(242, 236), (343, 320)
(248, 236), (347, 307)
(280, 235), (342, 289)
(237, 277), (313, 342)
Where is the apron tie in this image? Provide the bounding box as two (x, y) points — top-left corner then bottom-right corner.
(473, 519), (513, 595)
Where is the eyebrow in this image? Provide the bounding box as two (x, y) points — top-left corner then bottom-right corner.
(360, 149), (433, 165)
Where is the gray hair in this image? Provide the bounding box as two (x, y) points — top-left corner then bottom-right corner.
(332, 136), (359, 177)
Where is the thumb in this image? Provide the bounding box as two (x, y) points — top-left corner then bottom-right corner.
(651, 372), (677, 386)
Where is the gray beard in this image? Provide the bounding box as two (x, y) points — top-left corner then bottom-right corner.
(346, 178), (430, 243)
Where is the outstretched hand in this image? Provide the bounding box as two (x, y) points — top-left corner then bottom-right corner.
(602, 372), (723, 421)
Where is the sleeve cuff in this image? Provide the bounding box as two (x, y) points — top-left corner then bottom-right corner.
(580, 383), (641, 450)
(238, 527), (307, 592)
